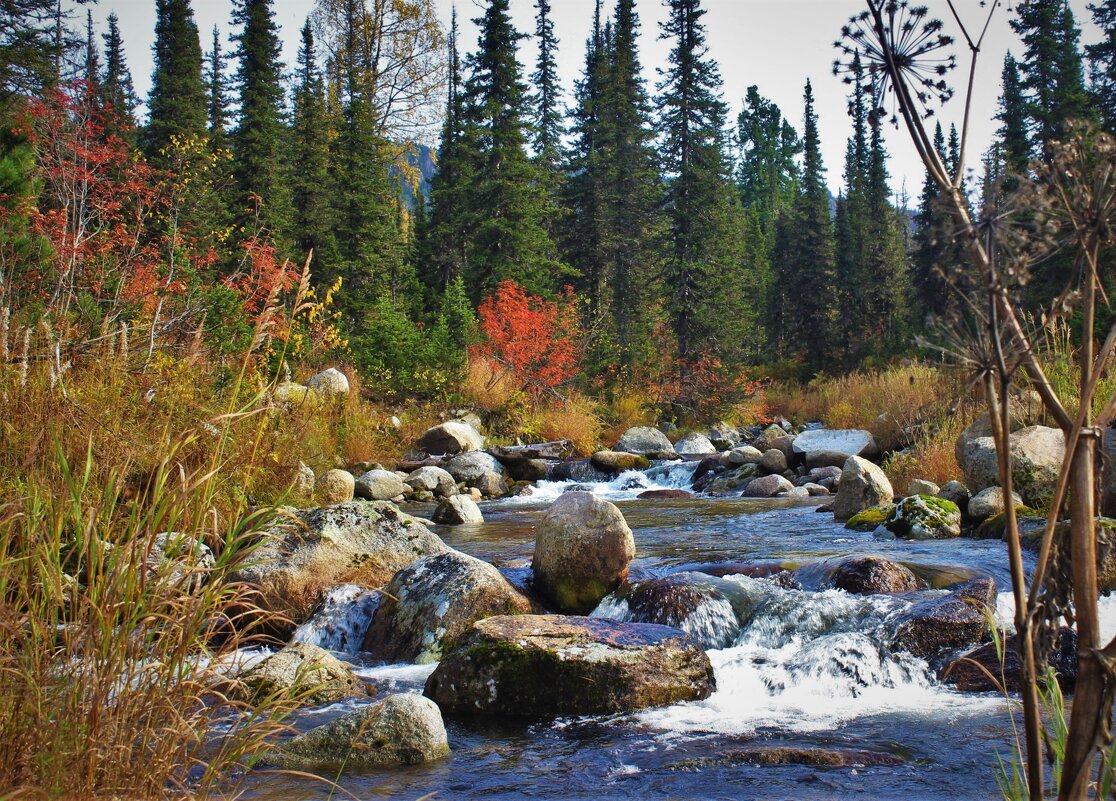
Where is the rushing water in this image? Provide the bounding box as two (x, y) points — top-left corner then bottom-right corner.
(241, 466), (1116, 801)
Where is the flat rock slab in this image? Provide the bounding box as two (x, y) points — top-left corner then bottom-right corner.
(424, 615), (715, 717)
(792, 429), (879, 460)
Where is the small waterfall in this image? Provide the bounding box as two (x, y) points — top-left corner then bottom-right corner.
(291, 585), (380, 653)
(506, 461), (699, 504)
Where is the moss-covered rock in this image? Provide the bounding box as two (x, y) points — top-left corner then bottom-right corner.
(424, 615), (715, 716)
(972, 509), (1040, 540)
(884, 495), (961, 539)
(844, 504), (895, 531)
(590, 450), (650, 474)
(237, 642), (371, 706)
(262, 693), (449, 770)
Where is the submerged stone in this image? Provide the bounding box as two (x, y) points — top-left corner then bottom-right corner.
(424, 615), (715, 716)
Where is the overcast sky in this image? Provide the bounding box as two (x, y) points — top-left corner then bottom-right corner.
(83, 0), (1104, 199)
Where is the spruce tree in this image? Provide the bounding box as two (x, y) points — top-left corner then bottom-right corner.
(206, 27), (231, 149)
(912, 123), (949, 323)
(833, 52), (869, 365)
(462, 0), (563, 300)
(1088, 0), (1116, 129)
(230, 0), (292, 240)
(736, 85), (800, 241)
(997, 52), (1030, 175)
(101, 13), (138, 125)
(291, 21), (338, 278)
(656, 0), (748, 363)
(143, 0), (207, 165)
(769, 80), (834, 371)
(531, 0), (563, 175)
(83, 11), (100, 93)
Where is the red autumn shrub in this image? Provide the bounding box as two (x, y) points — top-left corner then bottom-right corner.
(472, 280), (581, 395)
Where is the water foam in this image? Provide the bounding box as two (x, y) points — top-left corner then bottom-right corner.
(503, 461), (698, 505)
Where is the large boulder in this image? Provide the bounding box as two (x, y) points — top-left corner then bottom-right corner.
(445, 451), (502, 483)
(844, 504), (895, 531)
(405, 466), (458, 498)
(472, 471), (509, 497)
(759, 448), (788, 475)
(231, 502), (449, 628)
(615, 426), (676, 456)
(590, 450), (650, 474)
(314, 469), (355, 505)
(355, 469), (407, 501)
(619, 572), (752, 649)
(417, 421), (485, 456)
(890, 578), (996, 659)
(938, 480), (971, 515)
(1024, 518), (1116, 593)
(967, 486), (1023, 522)
(262, 694), (449, 770)
(727, 445), (764, 466)
(532, 493), (635, 614)
(792, 429), (879, 462)
(503, 458), (551, 482)
(432, 494), (484, 525)
(825, 556), (925, 594)
(306, 367), (349, 396)
(674, 432), (717, 455)
(237, 642), (370, 706)
(707, 421), (741, 450)
(742, 474), (794, 497)
(833, 456), (895, 522)
(363, 550), (535, 663)
(884, 495), (962, 539)
(550, 459), (612, 484)
(908, 479), (940, 496)
(424, 615), (715, 716)
(954, 410), (1029, 467)
(960, 426), (1065, 508)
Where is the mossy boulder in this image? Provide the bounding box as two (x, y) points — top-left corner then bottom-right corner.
(960, 425), (1064, 508)
(590, 450), (651, 474)
(844, 504), (895, 531)
(237, 642), (371, 706)
(890, 577), (996, 659)
(423, 615), (715, 716)
(532, 493), (635, 614)
(262, 693), (449, 770)
(884, 495), (961, 539)
(973, 510), (1041, 540)
(362, 549), (536, 664)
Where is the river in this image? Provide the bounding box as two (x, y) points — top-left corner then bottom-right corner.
(241, 464), (1116, 801)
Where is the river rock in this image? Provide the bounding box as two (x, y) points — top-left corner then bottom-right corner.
(231, 502), (449, 628)
(306, 367), (349, 396)
(890, 578), (996, 659)
(759, 448), (788, 475)
(405, 466), (458, 498)
(960, 426), (1064, 508)
(424, 615), (715, 716)
(445, 451), (502, 482)
(674, 432), (717, 455)
(355, 469), (407, 501)
(363, 550), (535, 663)
(708, 421), (741, 450)
(833, 456), (894, 522)
(792, 429), (880, 462)
(884, 495), (962, 539)
(591, 450), (650, 473)
(551, 459), (612, 483)
(967, 487), (1023, 522)
(944, 627), (1078, 693)
(432, 495), (484, 525)
(938, 480), (971, 514)
(417, 421), (485, 455)
(1023, 518), (1116, 592)
(826, 556), (926, 594)
(263, 694), (449, 770)
(844, 504), (895, 531)
(503, 458), (550, 482)
(237, 642), (369, 706)
(743, 474), (794, 497)
(638, 489), (695, 500)
(727, 445), (764, 466)
(532, 493), (635, 614)
(472, 471), (509, 497)
(954, 411), (1028, 467)
(314, 468), (355, 504)
(908, 479), (940, 496)
(802, 482), (830, 496)
(615, 426), (676, 456)
(620, 572), (752, 648)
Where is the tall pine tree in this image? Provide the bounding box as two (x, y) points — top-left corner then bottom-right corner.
(1088, 0), (1116, 129)
(656, 0), (749, 363)
(231, 0), (292, 240)
(769, 80), (834, 371)
(997, 52), (1030, 175)
(101, 13), (138, 125)
(143, 0), (207, 165)
(736, 85), (800, 241)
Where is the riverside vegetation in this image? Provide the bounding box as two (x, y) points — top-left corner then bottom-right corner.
(5, 0), (1116, 799)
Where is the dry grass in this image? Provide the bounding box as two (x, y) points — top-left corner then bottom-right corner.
(528, 392), (604, 456)
(882, 412), (967, 492)
(460, 356), (520, 413)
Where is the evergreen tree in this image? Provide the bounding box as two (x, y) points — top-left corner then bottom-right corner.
(833, 52), (869, 364)
(531, 0), (563, 174)
(997, 52), (1030, 175)
(462, 0), (563, 300)
(1088, 0), (1116, 129)
(912, 123), (949, 323)
(1, 0), (80, 103)
(419, 9), (476, 296)
(101, 13), (138, 124)
(291, 21), (338, 278)
(735, 85), (800, 240)
(206, 27), (231, 148)
(769, 80), (834, 371)
(230, 0), (292, 240)
(83, 11), (100, 93)
(1011, 0), (1093, 160)
(143, 0), (207, 165)
(656, 0), (749, 362)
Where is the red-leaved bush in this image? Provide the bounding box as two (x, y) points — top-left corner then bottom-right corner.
(472, 280), (581, 395)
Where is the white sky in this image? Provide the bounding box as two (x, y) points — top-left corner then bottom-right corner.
(82, 0), (1104, 199)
